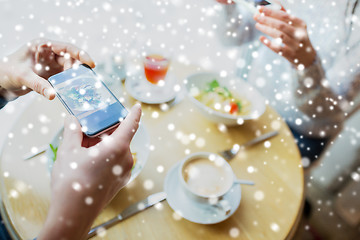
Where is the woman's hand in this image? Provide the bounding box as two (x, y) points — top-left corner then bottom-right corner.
(254, 6), (316, 68)
(0, 38), (95, 100)
(38, 104), (142, 240)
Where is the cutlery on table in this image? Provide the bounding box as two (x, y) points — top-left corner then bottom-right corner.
(210, 179), (254, 215)
(23, 145), (48, 160)
(219, 130), (279, 161)
(88, 192), (167, 239)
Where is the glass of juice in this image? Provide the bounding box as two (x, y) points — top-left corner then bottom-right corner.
(143, 54), (170, 84)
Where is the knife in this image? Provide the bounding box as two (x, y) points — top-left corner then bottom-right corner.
(23, 145), (48, 160)
(88, 192), (167, 239)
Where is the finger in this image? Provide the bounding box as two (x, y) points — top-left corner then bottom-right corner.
(50, 41), (95, 68)
(259, 36), (295, 62)
(255, 22), (298, 49)
(271, 0), (286, 12)
(36, 44), (57, 64)
(254, 13), (296, 38)
(28, 38), (49, 54)
(63, 58), (73, 70)
(56, 56), (78, 71)
(62, 115), (83, 149)
(259, 6), (302, 26)
(55, 55), (65, 67)
(104, 103), (142, 146)
(20, 71), (56, 100)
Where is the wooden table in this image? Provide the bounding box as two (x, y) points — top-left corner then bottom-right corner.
(0, 63), (304, 240)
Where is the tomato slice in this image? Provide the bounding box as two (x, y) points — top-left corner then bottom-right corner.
(229, 102), (238, 114)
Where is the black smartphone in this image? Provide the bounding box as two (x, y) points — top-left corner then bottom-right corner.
(49, 64), (128, 137)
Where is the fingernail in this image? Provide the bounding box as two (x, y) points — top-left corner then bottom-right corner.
(44, 88), (55, 99)
(134, 103), (142, 116)
(262, 38), (270, 45)
(44, 88), (50, 99)
(134, 103), (142, 109)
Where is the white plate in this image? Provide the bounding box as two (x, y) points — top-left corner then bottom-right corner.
(164, 162), (241, 224)
(125, 72), (178, 104)
(46, 123), (150, 184)
(185, 72), (266, 125)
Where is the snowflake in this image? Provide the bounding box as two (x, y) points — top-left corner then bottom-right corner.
(143, 179), (154, 190)
(254, 190), (265, 201)
(270, 222), (280, 232)
(112, 165), (123, 176)
(85, 196), (93, 205)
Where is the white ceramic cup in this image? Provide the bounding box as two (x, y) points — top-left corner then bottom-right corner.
(179, 152), (237, 209)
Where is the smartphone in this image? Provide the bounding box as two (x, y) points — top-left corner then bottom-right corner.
(254, 0), (271, 6)
(49, 64), (128, 137)
(255, 0), (283, 10)
(236, 0), (272, 14)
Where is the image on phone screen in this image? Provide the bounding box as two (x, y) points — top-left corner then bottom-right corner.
(49, 64), (128, 137)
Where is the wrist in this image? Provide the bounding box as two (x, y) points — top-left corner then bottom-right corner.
(303, 51), (317, 69)
(294, 54), (325, 91)
(297, 54), (322, 74)
(38, 186), (103, 240)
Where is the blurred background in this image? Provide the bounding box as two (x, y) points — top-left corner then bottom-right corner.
(0, 0), (238, 72)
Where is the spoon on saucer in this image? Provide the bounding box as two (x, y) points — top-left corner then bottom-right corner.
(234, 179), (255, 186)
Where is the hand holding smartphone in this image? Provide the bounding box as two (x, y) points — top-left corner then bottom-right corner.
(49, 64), (128, 137)
(220, 0), (281, 14)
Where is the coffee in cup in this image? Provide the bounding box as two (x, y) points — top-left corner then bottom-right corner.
(182, 157), (233, 197)
(179, 152), (235, 199)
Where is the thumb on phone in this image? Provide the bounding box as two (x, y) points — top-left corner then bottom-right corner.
(23, 71), (56, 100)
(108, 103), (142, 146)
(62, 115), (83, 149)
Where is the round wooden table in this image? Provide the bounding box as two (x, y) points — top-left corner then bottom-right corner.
(0, 63), (304, 240)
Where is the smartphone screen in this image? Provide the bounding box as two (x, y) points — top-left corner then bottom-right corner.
(49, 64), (128, 137)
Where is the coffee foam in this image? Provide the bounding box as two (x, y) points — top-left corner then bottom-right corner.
(182, 157), (233, 197)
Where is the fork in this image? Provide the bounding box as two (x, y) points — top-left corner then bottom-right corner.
(219, 131), (279, 161)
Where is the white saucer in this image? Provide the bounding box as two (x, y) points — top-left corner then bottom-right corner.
(125, 72), (178, 104)
(164, 162), (241, 224)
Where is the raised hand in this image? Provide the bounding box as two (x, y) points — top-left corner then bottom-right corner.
(254, 6), (316, 68)
(0, 38), (95, 100)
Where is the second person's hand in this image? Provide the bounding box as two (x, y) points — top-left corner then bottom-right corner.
(0, 38), (95, 100)
(253, 6), (316, 68)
